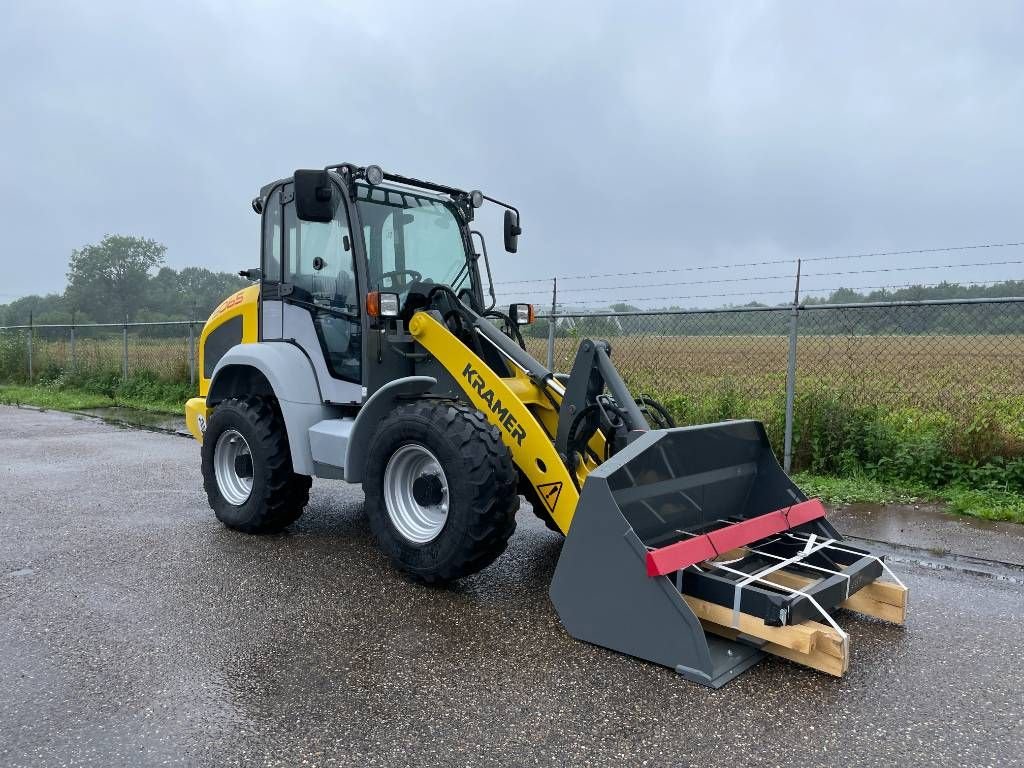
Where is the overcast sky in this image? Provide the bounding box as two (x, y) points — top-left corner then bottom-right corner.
(2, 1), (1022, 308)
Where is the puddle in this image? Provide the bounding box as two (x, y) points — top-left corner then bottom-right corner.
(75, 406), (187, 434)
(7, 567), (35, 578)
(831, 503), (1024, 567)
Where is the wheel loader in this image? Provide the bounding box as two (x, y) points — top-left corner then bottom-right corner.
(185, 162), (908, 687)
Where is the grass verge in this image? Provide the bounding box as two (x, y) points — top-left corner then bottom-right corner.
(0, 383), (185, 416)
(794, 471), (1024, 524)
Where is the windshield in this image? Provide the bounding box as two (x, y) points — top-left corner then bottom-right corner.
(355, 183), (473, 297)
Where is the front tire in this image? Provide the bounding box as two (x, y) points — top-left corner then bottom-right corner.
(201, 397), (311, 533)
(363, 400), (519, 584)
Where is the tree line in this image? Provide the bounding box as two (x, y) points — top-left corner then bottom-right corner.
(4, 235), (1021, 336)
(0, 235), (251, 326)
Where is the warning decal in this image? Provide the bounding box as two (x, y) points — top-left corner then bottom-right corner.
(536, 481), (563, 513)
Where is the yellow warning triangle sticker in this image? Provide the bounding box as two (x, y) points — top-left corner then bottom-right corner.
(537, 481), (563, 513)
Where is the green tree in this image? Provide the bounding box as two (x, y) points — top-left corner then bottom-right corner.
(177, 267), (249, 318)
(66, 235), (166, 322)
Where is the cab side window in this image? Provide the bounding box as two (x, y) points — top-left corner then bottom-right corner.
(282, 183), (361, 383)
(262, 188), (282, 282)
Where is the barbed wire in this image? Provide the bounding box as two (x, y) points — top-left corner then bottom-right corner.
(493, 241), (1024, 286)
(493, 258), (1024, 299)
(804, 258), (1024, 278)
(513, 280), (1015, 308)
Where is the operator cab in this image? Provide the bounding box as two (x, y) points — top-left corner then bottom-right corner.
(253, 163), (522, 405)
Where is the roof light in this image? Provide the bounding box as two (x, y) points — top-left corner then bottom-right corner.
(365, 165), (384, 185)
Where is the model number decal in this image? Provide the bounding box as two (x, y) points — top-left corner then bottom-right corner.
(212, 291), (245, 317)
(462, 363), (527, 447)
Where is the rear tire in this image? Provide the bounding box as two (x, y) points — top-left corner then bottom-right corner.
(201, 396), (311, 533)
(363, 400), (519, 584)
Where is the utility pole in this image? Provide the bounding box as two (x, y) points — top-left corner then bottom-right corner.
(122, 314), (129, 382)
(27, 310), (33, 383)
(69, 309), (76, 373)
(783, 259), (802, 473)
(546, 277), (557, 371)
(188, 300), (197, 387)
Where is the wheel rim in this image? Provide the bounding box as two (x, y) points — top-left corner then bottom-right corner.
(383, 444), (449, 544)
(214, 429), (254, 506)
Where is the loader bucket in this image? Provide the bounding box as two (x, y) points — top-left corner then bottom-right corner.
(549, 419), (905, 687)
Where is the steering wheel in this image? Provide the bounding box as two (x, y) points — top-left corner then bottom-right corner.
(380, 269), (422, 288)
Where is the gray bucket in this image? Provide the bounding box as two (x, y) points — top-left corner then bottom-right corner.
(549, 419), (839, 687)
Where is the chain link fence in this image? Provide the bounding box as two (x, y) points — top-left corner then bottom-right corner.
(2, 297), (1022, 473)
(530, 298), (1024, 405)
(527, 297), (1024, 471)
(0, 321), (199, 387)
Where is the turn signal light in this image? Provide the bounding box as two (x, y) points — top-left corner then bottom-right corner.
(367, 291), (400, 318)
(510, 303), (535, 325)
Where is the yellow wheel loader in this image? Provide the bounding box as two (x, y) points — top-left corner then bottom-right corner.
(186, 163), (908, 687)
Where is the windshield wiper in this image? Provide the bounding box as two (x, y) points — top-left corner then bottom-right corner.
(451, 261), (470, 291)
(287, 296), (360, 321)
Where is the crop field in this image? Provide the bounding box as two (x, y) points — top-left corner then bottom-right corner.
(528, 333), (1024, 410)
(0, 331), (193, 383)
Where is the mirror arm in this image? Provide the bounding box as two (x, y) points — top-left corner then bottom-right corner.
(481, 194), (519, 223)
(470, 230), (497, 312)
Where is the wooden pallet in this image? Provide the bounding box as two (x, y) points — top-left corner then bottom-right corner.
(685, 570), (908, 677)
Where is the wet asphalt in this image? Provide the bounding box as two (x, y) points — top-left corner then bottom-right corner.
(1, 406), (1022, 768)
(831, 503), (1024, 567)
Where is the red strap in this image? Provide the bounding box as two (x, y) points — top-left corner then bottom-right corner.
(644, 499), (826, 577)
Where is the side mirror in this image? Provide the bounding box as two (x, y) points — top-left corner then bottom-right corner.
(504, 209), (522, 253)
(294, 169), (334, 222)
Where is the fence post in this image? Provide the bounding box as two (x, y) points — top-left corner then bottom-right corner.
(27, 311), (33, 383)
(188, 303), (197, 388)
(122, 314), (129, 382)
(783, 259), (801, 473)
(546, 277), (557, 371)
(69, 311), (76, 374)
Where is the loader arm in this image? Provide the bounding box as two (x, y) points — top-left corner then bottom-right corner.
(407, 311), (581, 532)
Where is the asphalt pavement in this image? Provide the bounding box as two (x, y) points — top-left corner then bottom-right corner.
(1, 405), (1022, 767)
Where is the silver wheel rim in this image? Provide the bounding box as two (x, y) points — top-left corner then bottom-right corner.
(383, 444), (449, 544)
(214, 429), (254, 506)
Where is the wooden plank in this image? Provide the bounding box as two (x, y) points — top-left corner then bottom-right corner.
(700, 620), (848, 677)
(760, 568), (815, 591)
(758, 637), (847, 677)
(857, 580), (909, 609)
(682, 595), (841, 657)
(760, 569), (908, 626)
(842, 590), (906, 624)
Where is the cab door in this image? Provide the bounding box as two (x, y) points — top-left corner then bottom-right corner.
(261, 180), (364, 405)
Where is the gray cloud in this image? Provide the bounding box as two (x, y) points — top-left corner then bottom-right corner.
(2, 0), (1022, 307)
